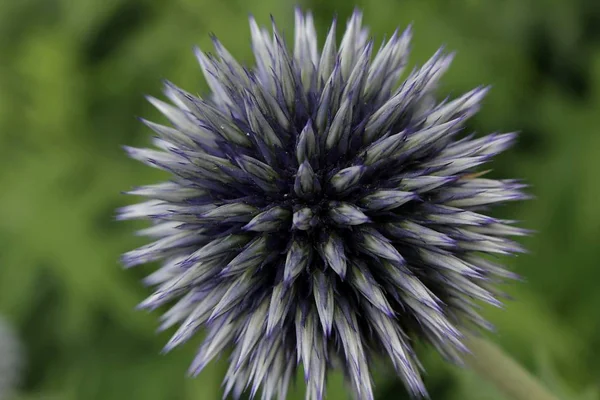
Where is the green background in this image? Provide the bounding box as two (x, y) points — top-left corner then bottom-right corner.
(1, 0), (599, 399)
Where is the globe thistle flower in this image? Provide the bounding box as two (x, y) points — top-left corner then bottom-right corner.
(119, 9), (529, 400)
(0, 316), (23, 399)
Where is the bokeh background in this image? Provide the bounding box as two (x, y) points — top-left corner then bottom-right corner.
(1, 0), (599, 399)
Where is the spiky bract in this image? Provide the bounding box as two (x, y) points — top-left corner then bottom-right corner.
(119, 9), (528, 400)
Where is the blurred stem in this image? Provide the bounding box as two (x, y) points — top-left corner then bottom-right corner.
(465, 336), (560, 400)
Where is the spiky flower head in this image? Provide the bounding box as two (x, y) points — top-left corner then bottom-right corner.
(119, 8), (529, 400)
(0, 316), (23, 399)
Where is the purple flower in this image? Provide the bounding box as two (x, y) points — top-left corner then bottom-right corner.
(119, 9), (529, 400)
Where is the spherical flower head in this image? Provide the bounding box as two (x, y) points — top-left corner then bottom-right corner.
(119, 8), (529, 400)
(0, 316), (23, 399)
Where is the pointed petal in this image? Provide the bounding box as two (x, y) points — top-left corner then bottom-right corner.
(294, 161), (321, 198)
(356, 228), (405, 265)
(221, 235), (269, 277)
(284, 239), (312, 284)
(266, 282), (296, 334)
(243, 206), (292, 232)
(296, 120), (318, 164)
(313, 269), (334, 336)
(318, 232), (347, 278)
(209, 270), (261, 322)
(327, 202), (371, 226)
(348, 262), (394, 316)
(329, 166), (366, 194)
(359, 190), (417, 211)
(292, 207), (315, 231)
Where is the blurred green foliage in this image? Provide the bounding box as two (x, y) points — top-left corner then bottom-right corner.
(0, 0), (599, 399)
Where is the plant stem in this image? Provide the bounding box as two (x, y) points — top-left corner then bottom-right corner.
(464, 336), (560, 400)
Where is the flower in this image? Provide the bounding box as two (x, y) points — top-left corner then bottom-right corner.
(119, 8), (529, 400)
(0, 316), (23, 399)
